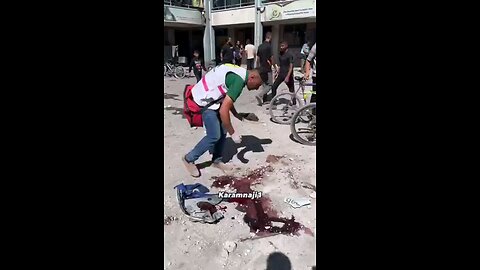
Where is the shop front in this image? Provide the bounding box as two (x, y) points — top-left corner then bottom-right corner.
(164, 5), (205, 64)
(263, 0), (316, 67)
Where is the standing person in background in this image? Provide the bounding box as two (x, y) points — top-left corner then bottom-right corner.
(304, 43), (316, 104)
(244, 39), (256, 70)
(220, 37), (234, 64)
(300, 41), (310, 74)
(188, 50), (207, 83)
(271, 41), (294, 99)
(234, 40), (243, 66)
(255, 32), (277, 106)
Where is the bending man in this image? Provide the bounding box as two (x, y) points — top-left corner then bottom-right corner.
(182, 64), (263, 177)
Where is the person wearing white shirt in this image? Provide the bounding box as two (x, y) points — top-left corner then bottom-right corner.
(300, 41), (310, 74)
(244, 39), (256, 70)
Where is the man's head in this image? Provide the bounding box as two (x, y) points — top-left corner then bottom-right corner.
(246, 39), (251, 45)
(226, 37), (232, 45)
(193, 50), (199, 57)
(280, 41), (288, 53)
(246, 69), (263, 90)
(236, 40), (241, 46)
(265, 32), (272, 42)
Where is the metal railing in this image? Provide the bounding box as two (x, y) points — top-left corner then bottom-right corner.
(212, 0), (254, 10)
(164, 0), (204, 9)
(211, 0), (290, 11)
(163, 0), (299, 11)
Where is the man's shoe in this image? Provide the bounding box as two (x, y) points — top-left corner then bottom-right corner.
(182, 156), (200, 177)
(212, 161), (235, 173)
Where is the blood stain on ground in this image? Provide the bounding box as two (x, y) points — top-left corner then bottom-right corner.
(211, 165), (314, 237)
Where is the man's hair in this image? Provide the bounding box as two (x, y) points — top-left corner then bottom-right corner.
(246, 39), (251, 44)
(193, 50), (199, 54)
(248, 69), (260, 77)
(281, 41), (288, 47)
(265, 32), (272, 40)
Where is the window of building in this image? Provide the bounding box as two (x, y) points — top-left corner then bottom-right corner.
(164, 0), (204, 9)
(212, 0), (254, 10)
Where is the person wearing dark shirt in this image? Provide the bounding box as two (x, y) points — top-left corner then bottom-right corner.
(271, 41), (294, 98)
(188, 50), (207, 83)
(220, 37), (234, 64)
(234, 40), (243, 66)
(255, 32), (277, 106)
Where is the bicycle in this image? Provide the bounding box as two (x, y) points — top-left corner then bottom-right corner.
(290, 102), (316, 146)
(164, 59), (186, 79)
(268, 76), (316, 124)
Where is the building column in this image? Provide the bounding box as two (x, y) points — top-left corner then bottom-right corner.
(272, 24), (280, 65)
(254, 0), (263, 68)
(203, 0), (215, 63)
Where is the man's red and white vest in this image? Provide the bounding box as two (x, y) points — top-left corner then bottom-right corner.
(192, 64), (247, 110)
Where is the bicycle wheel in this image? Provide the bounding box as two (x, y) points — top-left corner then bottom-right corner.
(290, 103), (316, 146)
(175, 66), (185, 79)
(269, 92), (302, 124)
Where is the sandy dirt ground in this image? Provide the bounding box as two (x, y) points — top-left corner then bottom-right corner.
(164, 67), (316, 270)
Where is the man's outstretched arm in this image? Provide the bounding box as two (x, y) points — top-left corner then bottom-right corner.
(305, 43), (316, 80)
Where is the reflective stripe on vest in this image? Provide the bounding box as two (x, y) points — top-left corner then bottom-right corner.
(202, 76), (226, 95)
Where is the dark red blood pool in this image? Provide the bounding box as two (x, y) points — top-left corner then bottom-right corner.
(211, 166), (314, 237)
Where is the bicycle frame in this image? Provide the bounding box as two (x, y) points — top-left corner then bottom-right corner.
(297, 80), (316, 104)
(165, 62), (176, 75)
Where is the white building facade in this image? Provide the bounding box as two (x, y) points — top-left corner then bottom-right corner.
(164, 0), (316, 66)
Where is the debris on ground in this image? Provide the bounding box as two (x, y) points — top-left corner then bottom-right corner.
(240, 233), (280, 242)
(164, 215), (175, 225)
(223, 241), (237, 254)
(243, 113), (259, 121)
(301, 182), (316, 191)
(266, 154), (284, 163)
(174, 183), (224, 223)
(284, 197), (311, 209)
(268, 241), (279, 250)
(285, 169), (299, 189)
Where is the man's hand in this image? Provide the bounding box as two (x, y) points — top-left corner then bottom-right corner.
(284, 76), (290, 83)
(231, 133), (242, 144)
